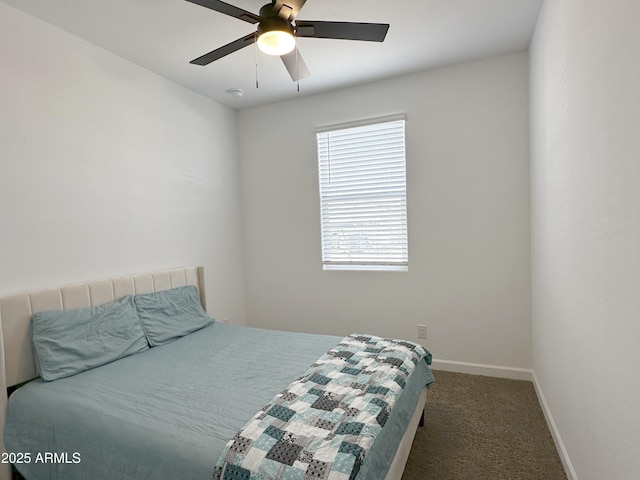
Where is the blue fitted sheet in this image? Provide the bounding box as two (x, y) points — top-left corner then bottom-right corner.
(4, 324), (433, 480)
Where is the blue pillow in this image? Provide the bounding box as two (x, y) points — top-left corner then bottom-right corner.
(32, 296), (149, 381)
(134, 285), (213, 346)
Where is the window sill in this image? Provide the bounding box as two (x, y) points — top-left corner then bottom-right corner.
(322, 264), (408, 272)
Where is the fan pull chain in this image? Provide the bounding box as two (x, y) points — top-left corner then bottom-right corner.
(254, 39), (259, 89)
(296, 43), (300, 92)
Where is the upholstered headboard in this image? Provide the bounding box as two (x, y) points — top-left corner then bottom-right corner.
(0, 266), (205, 480)
(0, 266), (205, 388)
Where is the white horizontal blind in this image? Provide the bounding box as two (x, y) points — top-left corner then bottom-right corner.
(317, 117), (408, 270)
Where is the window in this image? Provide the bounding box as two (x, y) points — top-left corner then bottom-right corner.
(316, 115), (408, 271)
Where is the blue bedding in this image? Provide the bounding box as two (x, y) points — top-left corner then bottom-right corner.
(4, 324), (433, 480)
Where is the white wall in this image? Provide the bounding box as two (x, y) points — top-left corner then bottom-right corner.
(0, 3), (246, 324)
(530, 0), (640, 478)
(238, 52), (531, 369)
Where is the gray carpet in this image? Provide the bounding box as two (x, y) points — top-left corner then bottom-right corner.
(402, 370), (568, 480)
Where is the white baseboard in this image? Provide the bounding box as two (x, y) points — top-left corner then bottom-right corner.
(531, 371), (578, 480)
(430, 358), (534, 381)
(429, 359), (577, 480)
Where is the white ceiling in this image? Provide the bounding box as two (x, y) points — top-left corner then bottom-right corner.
(2, 0), (542, 110)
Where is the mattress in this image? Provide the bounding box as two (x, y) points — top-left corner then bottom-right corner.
(4, 323), (433, 480)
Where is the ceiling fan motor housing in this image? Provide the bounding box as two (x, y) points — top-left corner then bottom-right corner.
(258, 2), (295, 36)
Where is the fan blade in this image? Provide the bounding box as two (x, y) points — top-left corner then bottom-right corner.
(280, 48), (310, 81)
(190, 33), (256, 65)
(274, 0), (307, 20)
(184, 0), (260, 23)
(295, 20), (389, 42)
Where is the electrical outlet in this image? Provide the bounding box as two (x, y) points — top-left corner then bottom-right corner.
(417, 324), (427, 339)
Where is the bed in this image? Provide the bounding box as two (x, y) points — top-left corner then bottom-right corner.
(0, 266), (434, 480)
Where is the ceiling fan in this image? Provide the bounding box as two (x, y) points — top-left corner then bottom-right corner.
(185, 0), (390, 81)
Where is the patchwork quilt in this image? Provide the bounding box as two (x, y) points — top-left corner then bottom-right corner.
(212, 334), (432, 480)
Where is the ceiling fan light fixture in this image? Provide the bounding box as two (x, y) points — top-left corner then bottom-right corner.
(257, 20), (296, 56)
